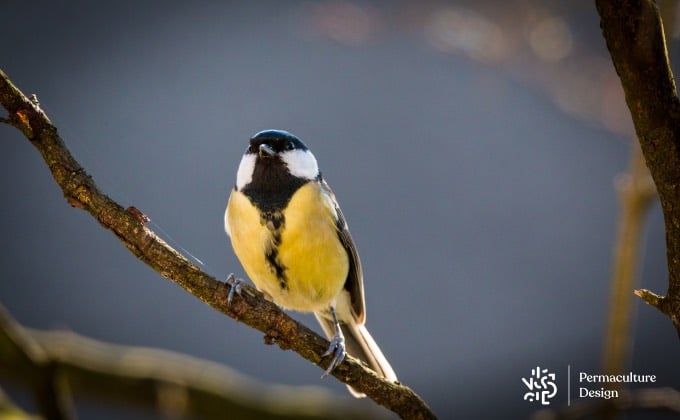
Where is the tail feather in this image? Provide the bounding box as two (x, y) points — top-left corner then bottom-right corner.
(315, 314), (397, 397)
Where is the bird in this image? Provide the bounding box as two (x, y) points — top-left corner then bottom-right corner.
(224, 129), (397, 397)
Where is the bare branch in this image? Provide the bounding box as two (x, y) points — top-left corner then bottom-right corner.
(0, 69), (435, 420)
(596, 0), (680, 336)
(0, 304), (378, 419)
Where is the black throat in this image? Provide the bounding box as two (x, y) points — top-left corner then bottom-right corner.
(241, 156), (308, 213)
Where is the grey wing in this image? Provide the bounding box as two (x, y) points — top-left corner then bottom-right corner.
(320, 178), (366, 324)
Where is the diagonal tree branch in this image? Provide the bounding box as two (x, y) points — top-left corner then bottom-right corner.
(596, 0), (680, 336)
(0, 69), (435, 420)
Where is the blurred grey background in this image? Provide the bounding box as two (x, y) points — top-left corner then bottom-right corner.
(2, 1), (679, 419)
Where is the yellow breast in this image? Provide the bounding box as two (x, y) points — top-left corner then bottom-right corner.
(226, 182), (348, 312)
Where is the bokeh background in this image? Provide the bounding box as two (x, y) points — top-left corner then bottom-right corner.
(2, 1), (680, 419)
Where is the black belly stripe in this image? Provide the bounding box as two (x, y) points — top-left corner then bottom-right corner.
(262, 210), (288, 290)
(264, 245), (287, 289)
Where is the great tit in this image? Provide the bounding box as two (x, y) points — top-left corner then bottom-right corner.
(224, 129), (397, 397)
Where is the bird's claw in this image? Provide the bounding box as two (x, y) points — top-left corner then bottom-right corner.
(321, 332), (346, 378)
(226, 273), (244, 305)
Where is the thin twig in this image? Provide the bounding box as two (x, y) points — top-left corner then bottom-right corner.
(601, 143), (656, 379)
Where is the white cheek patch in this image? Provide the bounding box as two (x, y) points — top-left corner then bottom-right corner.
(235, 153), (256, 190)
(281, 149), (319, 180)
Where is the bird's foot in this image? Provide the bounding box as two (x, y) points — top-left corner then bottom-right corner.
(321, 330), (346, 378)
(225, 273), (245, 305)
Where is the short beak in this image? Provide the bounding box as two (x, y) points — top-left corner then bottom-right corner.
(258, 143), (276, 158)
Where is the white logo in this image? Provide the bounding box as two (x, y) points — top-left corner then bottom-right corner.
(522, 366), (557, 405)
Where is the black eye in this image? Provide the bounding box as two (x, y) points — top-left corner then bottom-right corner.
(285, 141), (295, 151)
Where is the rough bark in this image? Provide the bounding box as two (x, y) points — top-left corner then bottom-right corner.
(597, 0), (680, 336)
